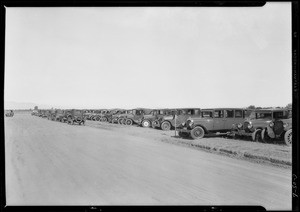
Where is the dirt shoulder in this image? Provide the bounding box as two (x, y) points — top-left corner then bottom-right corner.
(85, 121), (292, 168)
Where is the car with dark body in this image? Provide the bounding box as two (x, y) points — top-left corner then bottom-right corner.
(64, 109), (86, 125)
(177, 108), (247, 139)
(5, 110), (14, 117)
(155, 108), (201, 131)
(117, 108), (150, 126)
(232, 108), (292, 145)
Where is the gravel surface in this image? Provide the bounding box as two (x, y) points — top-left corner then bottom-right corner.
(5, 114), (292, 210)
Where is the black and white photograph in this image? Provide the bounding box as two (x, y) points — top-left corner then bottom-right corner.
(3, 2), (294, 211)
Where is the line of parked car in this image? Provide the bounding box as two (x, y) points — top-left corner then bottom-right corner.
(31, 107), (292, 146)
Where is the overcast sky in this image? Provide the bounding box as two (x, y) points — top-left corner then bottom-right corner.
(5, 3), (292, 109)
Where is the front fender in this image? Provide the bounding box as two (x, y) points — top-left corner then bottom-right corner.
(266, 126), (275, 138)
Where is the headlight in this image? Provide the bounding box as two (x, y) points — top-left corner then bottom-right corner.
(237, 123), (243, 129)
(181, 122), (185, 127)
(248, 123), (253, 129)
(283, 123), (289, 128)
(269, 122), (274, 127)
(189, 120), (194, 126)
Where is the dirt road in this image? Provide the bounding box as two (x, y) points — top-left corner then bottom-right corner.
(5, 114), (291, 210)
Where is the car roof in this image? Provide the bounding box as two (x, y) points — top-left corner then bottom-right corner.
(253, 108), (289, 113)
(202, 108), (246, 111)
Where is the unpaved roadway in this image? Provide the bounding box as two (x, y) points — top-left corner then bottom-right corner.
(5, 114), (291, 210)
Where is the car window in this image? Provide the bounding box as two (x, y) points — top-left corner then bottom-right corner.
(235, 110), (243, 118)
(214, 110), (224, 118)
(273, 111), (288, 119)
(256, 112), (272, 119)
(201, 111), (213, 118)
(225, 110), (234, 118)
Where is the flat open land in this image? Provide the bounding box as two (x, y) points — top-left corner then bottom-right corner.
(5, 113), (292, 210)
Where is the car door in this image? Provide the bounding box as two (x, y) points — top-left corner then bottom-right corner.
(213, 109), (225, 130)
(223, 109), (235, 130)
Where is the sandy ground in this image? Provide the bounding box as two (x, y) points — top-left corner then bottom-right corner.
(86, 120), (292, 167)
(5, 114), (292, 210)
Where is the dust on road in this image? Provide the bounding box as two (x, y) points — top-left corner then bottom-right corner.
(5, 114), (292, 210)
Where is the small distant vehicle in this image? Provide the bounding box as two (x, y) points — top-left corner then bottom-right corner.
(177, 108), (247, 139)
(5, 110), (14, 117)
(156, 108), (201, 131)
(118, 108), (150, 126)
(65, 109), (86, 125)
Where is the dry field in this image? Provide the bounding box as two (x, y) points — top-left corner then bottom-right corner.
(4, 113), (292, 210)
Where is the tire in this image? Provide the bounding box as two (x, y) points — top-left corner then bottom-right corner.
(118, 118), (123, 124)
(126, 119), (133, 125)
(121, 119), (127, 125)
(95, 116), (100, 121)
(102, 117), (107, 122)
(252, 129), (262, 142)
(161, 121), (171, 131)
(142, 120), (151, 128)
(190, 126), (205, 139)
(284, 129), (292, 146)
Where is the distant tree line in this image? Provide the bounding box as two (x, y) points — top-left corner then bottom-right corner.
(247, 103), (292, 110)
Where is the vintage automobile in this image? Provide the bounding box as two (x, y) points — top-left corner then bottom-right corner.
(177, 108), (247, 139)
(117, 108), (150, 125)
(105, 110), (125, 123)
(41, 110), (50, 118)
(140, 109), (174, 128)
(232, 108), (292, 144)
(47, 109), (56, 120)
(261, 109), (292, 146)
(64, 109), (86, 125)
(5, 110), (14, 117)
(31, 110), (39, 116)
(54, 109), (66, 122)
(89, 110), (103, 121)
(151, 109), (178, 129)
(112, 110), (133, 124)
(155, 108), (201, 131)
(37, 110), (44, 117)
(83, 110), (95, 120)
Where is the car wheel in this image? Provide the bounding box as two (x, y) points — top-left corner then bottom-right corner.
(118, 118), (123, 124)
(126, 119), (133, 125)
(284, 129), (292, 146)
(142, 120), (151, 128)
(102, 117), (107, 122)
(252, 129), (262, 142)
(161, 121), (171, 131)
(95, 116), (100, 121)
(190, 126), (205, 139)
(121, 119), (127, 125)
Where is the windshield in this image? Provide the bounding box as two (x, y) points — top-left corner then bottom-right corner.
(255, 112), (272, 119)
